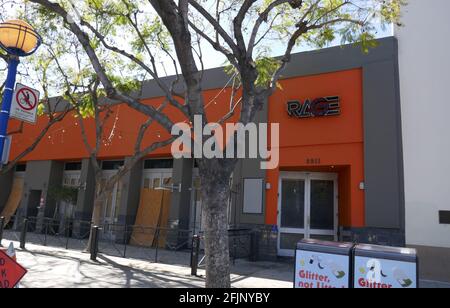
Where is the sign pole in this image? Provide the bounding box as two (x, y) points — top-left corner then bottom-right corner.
(0, 56), (19, 164)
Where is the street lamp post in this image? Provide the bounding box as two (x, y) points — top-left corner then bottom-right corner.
(0, 20), (41, 164)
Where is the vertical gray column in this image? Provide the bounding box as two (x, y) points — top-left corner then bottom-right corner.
(45, 161), (65, 218)
(118, 157), (144, 226)
(74, 159), (96, 222)
(230, 101), (268, 227)
(363, 54), (405, 232)
(16, 161), (64, 231)
(231, 159), (267, 226)
(72, 159), (96, 238)
(0, 168), (13, 214)
(169, 158), (193, 231)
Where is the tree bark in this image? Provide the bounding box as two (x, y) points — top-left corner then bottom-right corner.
(200, 162), (234, 288)
(85, 176), (107, 252)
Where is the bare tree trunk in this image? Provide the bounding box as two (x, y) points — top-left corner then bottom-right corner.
(201, 172), (233, 288)
(85, 178), (106, 252)
(91, 196), (104, 226)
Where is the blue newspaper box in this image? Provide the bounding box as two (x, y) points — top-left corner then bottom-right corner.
(353, 244), (418, 289)
(295, 239), (353, 288)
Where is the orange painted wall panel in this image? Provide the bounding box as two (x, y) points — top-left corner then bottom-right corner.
(9, 87), (240, 162)
(266, 69), (365, 228)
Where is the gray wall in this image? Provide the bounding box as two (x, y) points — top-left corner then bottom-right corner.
(363, 58), (405, 230)
(118, 157), (144, 226)
(19, 160), (64, 218)
(74, 159), (96, 221)
(169, 158), (194, 230)
(230, 99), (269, 226)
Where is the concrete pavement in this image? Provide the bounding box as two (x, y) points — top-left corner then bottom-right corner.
(2, 238), (449, 288)
(2, 239), (293, 288)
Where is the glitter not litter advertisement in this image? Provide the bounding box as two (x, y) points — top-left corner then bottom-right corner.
(295, 250), (350, 289)
(354, 256), (417, 289)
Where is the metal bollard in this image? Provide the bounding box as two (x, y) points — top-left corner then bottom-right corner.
(191, 235), (201, 276)
(90, 226), (100, 261)
(123, 225), (128, 259)
(20, 218), (28, 250)
(65, 221), (71, 250)
(154, 228), (160, 263)
(0, 216), (5, 247)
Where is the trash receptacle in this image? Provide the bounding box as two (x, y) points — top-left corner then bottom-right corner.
(295, 239), (354, 288)
(353, 244), (418, 289)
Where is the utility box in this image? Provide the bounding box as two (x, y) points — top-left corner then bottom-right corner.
(353, 244), (418, 289)
(295, 239), (354, 288)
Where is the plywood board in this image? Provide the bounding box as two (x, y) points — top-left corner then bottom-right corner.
(1, 177), (24, 225)
(130, 188), (173, 248)
(156, 190), (172, 248)
(130, 188), (163, 247)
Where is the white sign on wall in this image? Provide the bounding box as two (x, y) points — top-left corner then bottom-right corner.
(243, 178), (263, 214)
(10, 83), (40, 124)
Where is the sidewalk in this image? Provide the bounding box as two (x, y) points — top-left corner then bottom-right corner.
(2, 239), (449, 288)
(2, 239), (293, 288)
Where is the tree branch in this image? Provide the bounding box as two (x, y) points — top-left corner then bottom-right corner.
(233, 0), (257, 57)
(248, 0), (290, 56)
(188, 0), (240, 57)
(1, 105), (72, 174)
(29, 0), (177, 135)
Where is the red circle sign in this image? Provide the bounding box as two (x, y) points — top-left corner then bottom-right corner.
(16, 88), (38, 111)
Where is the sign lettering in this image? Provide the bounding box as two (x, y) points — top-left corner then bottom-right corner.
(287, 96), (340, 118)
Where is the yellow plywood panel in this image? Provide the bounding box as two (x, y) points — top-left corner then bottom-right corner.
(130, 188), (163, 247)
(1, 177), (24, 225)
(130, 187), (173, 248)
(156, 190), (172, 248)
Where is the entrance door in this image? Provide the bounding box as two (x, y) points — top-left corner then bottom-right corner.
(278, 172), (338, 257)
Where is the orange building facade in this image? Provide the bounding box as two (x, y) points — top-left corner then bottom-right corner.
(0, 38), (405, 259)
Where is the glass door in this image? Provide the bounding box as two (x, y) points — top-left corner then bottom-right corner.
(278, 172), (338, 257)
(308, 174), (338, 242)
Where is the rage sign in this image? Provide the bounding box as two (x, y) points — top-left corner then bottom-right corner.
(0, 250), (27, 289)
(287, 96), (341, 118)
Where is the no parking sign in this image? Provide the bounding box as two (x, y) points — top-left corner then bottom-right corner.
(10, 83), (40, 124)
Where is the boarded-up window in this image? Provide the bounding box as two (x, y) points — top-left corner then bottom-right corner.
(243, 178), (263, 214)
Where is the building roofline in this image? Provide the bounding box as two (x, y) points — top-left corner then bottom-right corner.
(47, 36), (397, 112)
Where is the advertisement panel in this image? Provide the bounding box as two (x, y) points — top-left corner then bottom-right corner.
(353, 245), (418, 289)
(354, 256), (417, 289)
(295, 240), (353, 288)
